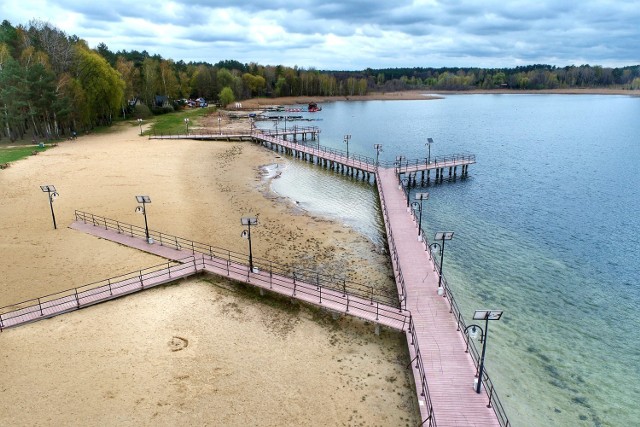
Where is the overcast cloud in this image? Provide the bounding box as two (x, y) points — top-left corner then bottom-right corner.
(4, 0), (639, 69)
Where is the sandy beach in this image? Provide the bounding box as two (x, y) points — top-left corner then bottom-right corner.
(0, 119), (418, 425)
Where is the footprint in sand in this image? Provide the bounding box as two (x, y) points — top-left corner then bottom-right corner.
(168, 336), (189, 352)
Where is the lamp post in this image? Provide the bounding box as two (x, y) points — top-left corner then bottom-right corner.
(429, 231), (454, 295)
(184, 118), (190, 134)
(464, 310), (503, 394)
(396, 155), (405, 175)
(241, 216), (259, 272)
(400, 177), (410, 208)
(343, 134), (351, 159)
(426, 137), (434, 164)
(374, 144), (383, 166)
(135, 195), (152, 243)
(137, 118), (143, 136)
(40, 185), (59, 229)
(411, 192), (429, 239)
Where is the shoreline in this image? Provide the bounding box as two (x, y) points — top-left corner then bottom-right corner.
(240, 87), (638, 107)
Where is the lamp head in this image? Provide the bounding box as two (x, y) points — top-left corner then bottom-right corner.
(469, 325), (479, 339)
(135, 195), (151, 204)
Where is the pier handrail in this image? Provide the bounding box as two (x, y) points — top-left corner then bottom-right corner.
(260, 133), (378, 170)
(256, 126), (320, 137)
(428, 249), (511, 427)
(0, 257), (198, 330)
(375, 171), (407, 308)
(408, 315), (437, 427)
(200, 256), (409, 331)
(72, 210), (400, 309)
(149, 126), (321, 140)
(384, 153), (477, 171)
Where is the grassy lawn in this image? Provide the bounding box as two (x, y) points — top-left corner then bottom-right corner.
(145, 107), (215, 136)
(0, 145), (49, 164)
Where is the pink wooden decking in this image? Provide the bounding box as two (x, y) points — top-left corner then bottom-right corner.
(376, 167), (500, 426)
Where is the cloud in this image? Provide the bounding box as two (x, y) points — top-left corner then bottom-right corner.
(3, 0), (639, 69)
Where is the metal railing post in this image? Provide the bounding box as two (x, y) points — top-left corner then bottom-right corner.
(293, 272), (297, 296)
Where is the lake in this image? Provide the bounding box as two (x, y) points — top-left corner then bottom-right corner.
(261, 94), (640, 426)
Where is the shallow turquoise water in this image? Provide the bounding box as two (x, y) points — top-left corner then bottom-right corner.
(260, 95), (640, 426)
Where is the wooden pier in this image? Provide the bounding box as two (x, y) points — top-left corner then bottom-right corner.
(150, 128), (475, 187)
(243, 128), (506, 426)
(0, 213), (409, 334)
(2, 127), (509, 426)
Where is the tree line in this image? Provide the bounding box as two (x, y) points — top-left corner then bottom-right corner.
(1, 19), (639, 141)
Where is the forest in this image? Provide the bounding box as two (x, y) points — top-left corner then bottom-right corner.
(1, 19), (639, 141)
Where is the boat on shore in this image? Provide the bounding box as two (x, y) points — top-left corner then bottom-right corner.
(308, 102), (322, 112)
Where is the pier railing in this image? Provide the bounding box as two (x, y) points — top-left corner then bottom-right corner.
(73, 210), (400, 309)
(256, 126), (320, 137)
(385, 153), (477, 172)
(260, 133), (377, 169)
(375, 173), (407, 309)
(434, 261), (511, 427)
(199, 256), (409, 330)
(0, 257), (198, 331)
(408, 315), (437, 427)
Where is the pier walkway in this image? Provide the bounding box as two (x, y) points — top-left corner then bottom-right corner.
(0, 213), (408, 333)
(376, 167), (505, 426)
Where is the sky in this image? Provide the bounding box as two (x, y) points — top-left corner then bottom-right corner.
(4, 0), (640, 70)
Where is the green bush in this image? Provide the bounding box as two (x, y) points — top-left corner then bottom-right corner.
(134, 103), (153, 119)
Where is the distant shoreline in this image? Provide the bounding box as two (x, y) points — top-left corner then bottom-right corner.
(241, 88), (638, 107)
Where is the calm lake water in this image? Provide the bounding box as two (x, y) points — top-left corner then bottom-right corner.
(261, 94), (640, 426)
